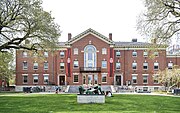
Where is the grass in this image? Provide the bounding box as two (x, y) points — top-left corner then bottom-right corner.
(0, 93), (179, 113)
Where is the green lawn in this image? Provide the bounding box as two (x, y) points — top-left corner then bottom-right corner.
(0, 93), (179, 113)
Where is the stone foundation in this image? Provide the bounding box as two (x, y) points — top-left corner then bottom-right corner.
(77, 95), (105, 103)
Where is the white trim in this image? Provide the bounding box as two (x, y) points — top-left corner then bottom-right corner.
(114, 48), (166, 50)
(69, 32), (112, 45)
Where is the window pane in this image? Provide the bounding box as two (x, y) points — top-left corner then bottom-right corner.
(132, 51), (137, 57)
(102, 61), (107, 68)
(116, 51), (120, 57)
(102, 48), (107, 54)
(74, 75), (78, 82)
(154, 62), (159, 70)
(33, 75), (38, 83)
(143, 51), (148, 57)
(60, 63), (65, 69)
(23, 76), (28, 83)
(143, 76), (148, 84)
(22, 51), (28, 57)
(168, 63), (173, 69)
(23, 62), (28, 70)
(44, 75), (49, 84)
(143, 62), (148, 70)
(74, 48), (78, 55)
(33, 62), (38, 70)
(116, 62), (121, 69)
(60, 51), (65, 57)
(132, 62), (137, 69)
(132, 76), (137, 84)
(74, 61), (79, 68)
(102, 74), (107, 82)
(44, 62), (48, 70)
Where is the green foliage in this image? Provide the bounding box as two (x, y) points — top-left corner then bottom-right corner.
(0, 94), (179, 113)
(137, 0), (180, 44)
(0, 0), (61, 51)
(157, 66), (180, 89)
(0, 51), (14, 81)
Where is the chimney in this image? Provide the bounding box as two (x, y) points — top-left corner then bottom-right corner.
(68, 33), (72, 41)
(109, 33), (112, 40)
(132, 38), (137, 42)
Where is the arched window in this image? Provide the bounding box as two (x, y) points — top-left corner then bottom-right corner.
(84, 45), (97, 68)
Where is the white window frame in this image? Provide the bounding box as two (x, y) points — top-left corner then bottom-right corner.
(116, 62), (121, 70)
(132, 62), (137, 70)
(132, 51), (137, 57)
(143, 51), (148, 57)
(132, 76), (137, 84)
(116, 51), (121, 57)
(73, 60), (79, 68)
(43, 74), (49, 84)
(168, 62), (173, 69)
(102, 60), (107, 68)
(143, 74), (148, 84)
(33, 62), (38, 70)
(102, 48), (107, 55)
(60, 62), (65, 70)
(23, 61), (28, 70)
(33, 74), (39, 84)
(102, 73), (107, 83)
(74, 48), (78, 55)
(22, 74), (28, 84)
(143, 62), (148, 70)
(44, 61), (48, 70)
(154, 62), (159, 70)
(73, 75), (79, 83)
(60, 51), (65, 57)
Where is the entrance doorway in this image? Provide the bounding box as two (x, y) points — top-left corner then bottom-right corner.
(59, 76), (65, 85)
(82, 74), (98, 85)
(115, 75), (122, 86)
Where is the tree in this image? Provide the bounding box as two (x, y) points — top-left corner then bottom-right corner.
(156, 66), (180, 91)
(137, 0), (180, 44)
(0, 0), (61, 52)
(0, 51), (14, 87)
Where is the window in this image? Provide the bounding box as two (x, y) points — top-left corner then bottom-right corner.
(143, 76), (148, 84)
(143, 51), (148, 57)
(102, 48), (107, 54)
(44, 51), (48, 57)
(154, 62), (159, 70)
(153, 75), (159, 84)
(102, 74), (107, 82)
(143, 62), (148, 70)
(23, 61), (28, 70)
(102, 60), (107, 68)
(154, 52), (159, 57)
(73, 60), (79, 68)
(22, 74), (28, 84)
(143, 87), (148, 91)
(168, 62), (173, 69)
(116, 51), (121, 57)
(44, 61), (48, 70)
(73, 75), (79, 83)
(60, 62), (65, 69)
(132, 51), (137, 57)
(33, 62), (38, 70)
(33, 74), (38, 84)
(132, 62), (137, 70)
(74, 48), (78, 55)
(22, 51), (28, 57)
(116, 62), (121, 70)
(43, 74), (49, 84)
(132, 76), (137, 84)
(60, 51), (65, 57)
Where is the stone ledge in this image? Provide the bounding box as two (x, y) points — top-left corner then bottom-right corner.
(77, 95), (105, 103)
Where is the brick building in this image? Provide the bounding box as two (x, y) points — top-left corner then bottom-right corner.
(15, 28), (180, 92)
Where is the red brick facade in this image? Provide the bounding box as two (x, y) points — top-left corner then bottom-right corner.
(15, 28), (180, 91)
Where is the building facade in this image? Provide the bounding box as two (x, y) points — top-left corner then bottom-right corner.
(15, 28), (180, 91)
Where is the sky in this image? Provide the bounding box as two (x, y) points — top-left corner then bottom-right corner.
(42, 0), (146, 42)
